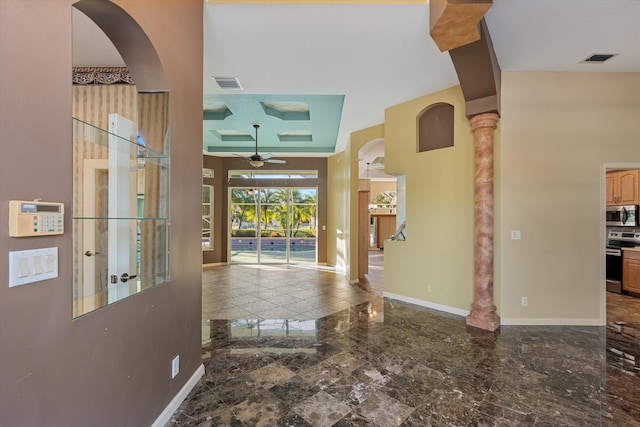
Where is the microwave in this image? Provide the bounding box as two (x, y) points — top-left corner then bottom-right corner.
(606, 205), (638, 227)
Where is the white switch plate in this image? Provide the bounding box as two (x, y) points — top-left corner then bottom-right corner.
(9, 247), (58, 287)
(171, 355), (180, 379)
(511, 230), (521, 240)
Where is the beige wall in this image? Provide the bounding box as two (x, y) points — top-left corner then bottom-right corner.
(327, 151), (350, 272)
(0, 1), (203, 426)
(499, 71), (640, 325)
(369, 181), (396, 203)
(328, 124), (388, 279)
(348, 125), (385, 281)
(383, 86), (477, 313)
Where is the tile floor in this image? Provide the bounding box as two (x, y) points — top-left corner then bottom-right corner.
(168, 255), (640, 426)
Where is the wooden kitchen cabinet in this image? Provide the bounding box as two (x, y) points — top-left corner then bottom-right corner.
(623, 250), (640, 294)
(372, 214), (396, 249)
(606, 170), (639, 206)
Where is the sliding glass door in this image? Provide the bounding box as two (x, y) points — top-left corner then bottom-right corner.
(230, 187), (316, 264)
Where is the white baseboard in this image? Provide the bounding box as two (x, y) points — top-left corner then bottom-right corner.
(151, 363), (205, 427)
(384, 292), (470, 317)
(349, 279), (360, 285)
(501, 318), (604, 326)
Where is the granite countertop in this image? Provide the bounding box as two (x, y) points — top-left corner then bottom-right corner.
(622, 246), (640, 252)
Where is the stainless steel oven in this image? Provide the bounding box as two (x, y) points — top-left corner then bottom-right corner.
(606, 246), (623, 293)
(606, 205), (638, 227)
(607, 231), (640, 293)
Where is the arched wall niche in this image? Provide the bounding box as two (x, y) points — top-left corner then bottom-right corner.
(73, 0), (168, 92)
(71, 0), (171, 317)
(417, 102), (454, 153)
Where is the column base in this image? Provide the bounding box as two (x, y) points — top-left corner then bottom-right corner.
(466, 310), (500, 331)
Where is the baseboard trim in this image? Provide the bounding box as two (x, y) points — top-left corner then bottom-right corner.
(349, 279), (360, 285)
(501, 318), (604, 326)
(202, 262), (226, 267)
(383, 292), (470, 317)
(151, 364), (205, 427)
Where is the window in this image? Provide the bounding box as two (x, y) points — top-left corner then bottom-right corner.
(203, 169), (214, 250)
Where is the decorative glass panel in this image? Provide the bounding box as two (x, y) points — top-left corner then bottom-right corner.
(72, 117), (169, 318)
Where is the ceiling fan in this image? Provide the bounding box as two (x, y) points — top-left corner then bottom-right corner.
(238, 123), (286, 168)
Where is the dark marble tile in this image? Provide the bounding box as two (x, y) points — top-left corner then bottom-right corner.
(293, 391), (352, 427)
(352, 390), (414, 426)
(400, 397), (476, 427)
(276, 412), (314, 427)
(269, 375), (322, 405)
(248, 362), (296, 389)
(232, 391), (286, 427)
(167, 382), (228, 427)
(169, 266), (640, 426)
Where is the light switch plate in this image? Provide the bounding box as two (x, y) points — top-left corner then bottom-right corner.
(9, 247), (58, 287)
(171, 355), (180, 379)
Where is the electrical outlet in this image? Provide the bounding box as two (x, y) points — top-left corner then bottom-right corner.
(511, 230), (521, 240)
(427, 285), (432, 293)
(522, 296), (528, 307)
(171, 355), (180, 379)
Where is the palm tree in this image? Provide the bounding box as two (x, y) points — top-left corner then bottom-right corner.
(230, 189), (257, 234)
(259, 188), (279, 232)
(272, 189), (289, 235)
(291, 190), (316, 237)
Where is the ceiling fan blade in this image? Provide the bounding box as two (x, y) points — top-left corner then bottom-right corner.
(265, 159), (286, 164)
(261, 153), (273, 160)
(232, 153), (251, 160)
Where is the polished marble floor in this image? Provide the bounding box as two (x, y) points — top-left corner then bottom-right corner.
(168, 256), (640, 426)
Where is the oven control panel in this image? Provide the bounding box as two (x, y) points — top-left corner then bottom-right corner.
(608, 231), (640, 240)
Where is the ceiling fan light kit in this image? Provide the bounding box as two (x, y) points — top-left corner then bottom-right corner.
(239, 123), (286, 168)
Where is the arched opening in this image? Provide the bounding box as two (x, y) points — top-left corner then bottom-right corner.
(357, 138), (396, 287)
(71, 1), (170, 317)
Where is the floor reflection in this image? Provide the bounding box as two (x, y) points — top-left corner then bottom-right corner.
(168, 261), (640, 426)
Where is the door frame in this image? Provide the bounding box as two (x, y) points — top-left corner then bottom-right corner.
(228, 186), (318, 264)
(602, 162), (640, 324)
(82, 158), (108, 312)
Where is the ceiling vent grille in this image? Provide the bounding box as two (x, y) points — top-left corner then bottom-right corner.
(582, 53), (616, 63)
(213, 76), (243, 90)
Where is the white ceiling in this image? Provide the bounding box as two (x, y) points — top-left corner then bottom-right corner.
(73, 0), (640, 177)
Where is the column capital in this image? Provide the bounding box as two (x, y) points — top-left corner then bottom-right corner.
(469, 112), (499, 133)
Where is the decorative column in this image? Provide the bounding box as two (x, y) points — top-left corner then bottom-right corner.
(466, 112), (500, 331)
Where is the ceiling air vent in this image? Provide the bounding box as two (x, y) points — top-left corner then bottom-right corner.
(582, 53), (617, 63)
(213, 76), (243, 90)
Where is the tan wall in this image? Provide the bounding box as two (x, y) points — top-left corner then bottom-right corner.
(327, 151), (350, 272)
(348, 125), (385, 281)
(383, 86), (477, 312)
(499, 71), (640, 325)
(369, 181), (396, 203)
(0, 1), (203, 426)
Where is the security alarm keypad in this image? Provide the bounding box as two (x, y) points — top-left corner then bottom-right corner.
(9, 200), (64, 237)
